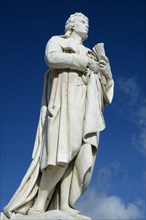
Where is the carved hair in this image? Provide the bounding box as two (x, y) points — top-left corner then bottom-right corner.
(65, 12), (88, 36)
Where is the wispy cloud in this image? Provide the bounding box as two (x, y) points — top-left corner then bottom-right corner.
(132, 101), (146, 155)
(116, 77), (140, 109)
(115, 77), (146, 155)
(132, 127), (146, 155)
(95, 161), (120, 193)
(143, 170), (146, 181)
(76, 163), (144, 219)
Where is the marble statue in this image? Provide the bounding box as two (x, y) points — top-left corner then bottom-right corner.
(2, 12), (114, 220)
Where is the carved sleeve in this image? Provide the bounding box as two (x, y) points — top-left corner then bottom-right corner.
(45, 36), (88, 72)
(102, 79), (114, 105)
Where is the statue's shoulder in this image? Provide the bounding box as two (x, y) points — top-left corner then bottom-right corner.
(46, 35), (71, 50)
(47, 35), (69, 44)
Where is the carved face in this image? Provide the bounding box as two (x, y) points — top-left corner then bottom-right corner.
(73, 16), (89, 41)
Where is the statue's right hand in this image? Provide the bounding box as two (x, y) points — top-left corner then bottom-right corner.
(87, 58), (99, 73)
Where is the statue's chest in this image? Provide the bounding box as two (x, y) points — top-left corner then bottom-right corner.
(59, 38), (89, 56)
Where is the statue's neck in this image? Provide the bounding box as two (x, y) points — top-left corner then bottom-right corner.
(70, 32), (83, 44)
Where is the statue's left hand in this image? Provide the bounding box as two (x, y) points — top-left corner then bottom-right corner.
(98, 59), (112, 80)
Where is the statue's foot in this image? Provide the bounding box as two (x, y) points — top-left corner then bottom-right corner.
(1, 212), (9, 220)
(60, 205), (80, 215)
(70, 212), (91, 220)
(27, 208), (43, 216)
(8, 212), (24, 220)
(60, 206), (91, 220)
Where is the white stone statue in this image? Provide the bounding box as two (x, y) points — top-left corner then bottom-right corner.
(3, 12), (114, 220)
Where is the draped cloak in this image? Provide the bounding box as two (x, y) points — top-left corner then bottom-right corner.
(4, 36), (114, 219)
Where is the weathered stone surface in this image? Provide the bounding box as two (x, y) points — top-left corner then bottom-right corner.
(1, 211), (74, 220)
(1, 210), (92, 220)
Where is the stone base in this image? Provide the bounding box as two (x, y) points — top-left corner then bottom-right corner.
(0, 210), (92, 220)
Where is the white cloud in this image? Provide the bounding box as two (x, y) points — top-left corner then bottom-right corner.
(76, 164), (143, 219)
(115, 77), (146, 155)
(77, 191), (142, 220)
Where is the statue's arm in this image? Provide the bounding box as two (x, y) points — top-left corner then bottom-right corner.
(97, 55), (114, 104)
(45, 36), (88, 72)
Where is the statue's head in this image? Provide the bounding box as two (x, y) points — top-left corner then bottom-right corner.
(65, 12), (89, 41)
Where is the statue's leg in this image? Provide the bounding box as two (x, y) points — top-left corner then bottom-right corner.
(60, 160), (80, 215)
(60, 161), (92, 220)
(28, 165), (66, 215)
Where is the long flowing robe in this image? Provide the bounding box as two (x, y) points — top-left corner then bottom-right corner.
(4, 35), (114, 219)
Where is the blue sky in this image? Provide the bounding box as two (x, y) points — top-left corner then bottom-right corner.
(0, 0), (145, 219)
